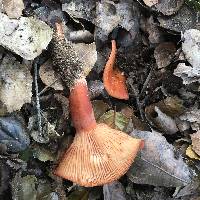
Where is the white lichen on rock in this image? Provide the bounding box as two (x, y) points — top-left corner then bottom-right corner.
(0, 13), (53, 60)
(0, 55), (32, 113)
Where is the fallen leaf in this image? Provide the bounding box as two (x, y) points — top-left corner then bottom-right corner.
(0, 116), (30, 152)
(3, 0), (24, 19)
(174, 29), (200, 84)
(186, 145), (200, 160)
(98, 110), (130, 131)
(0, 13), (53, 60)
(33, 145), (55, 162)
(154, 42), (176, 69)
(145, 0), (184, 15)
(12, 173), (37, 200)
(39, 59), (64, 91)
(143, 0), (158, 7)
(68, 189), (89, 200)
(179, 105), (200, 131)
(0, 55), (32, 113)
(92, 100), (110, 120)
(128, 129), (193, 187)
(158, 5), (198, 32)
(103, 181), (126, 200)
(191, 131), (200, 156)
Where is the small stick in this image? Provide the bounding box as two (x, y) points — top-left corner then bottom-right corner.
(34, 59), (42, 137)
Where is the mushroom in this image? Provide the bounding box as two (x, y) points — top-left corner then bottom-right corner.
(103, 40), (129, 100)
(51, 22), (143, 187)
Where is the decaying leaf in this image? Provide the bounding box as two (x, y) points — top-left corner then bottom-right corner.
(68, 189), (89, 200)
(28, 114), (59, 143)
(186, 145), (200, 160)
(92, 100), (110, 120)
(12, 173), (37, 200)
(174, 29), (200, 84)
(0, 55), (32, 113)
(141, 16), (164, 44)
(33, 145), (55, 162)
(62, 0), (96, 22)
(154, 42), (176, 69)
(145, 0), (184, 15)
(0, 162), (10, 194)
(103, 181), (126, 200)
(39, 59), (64, 91)
(128, 129), (193, 187)
(95, 1), (139, 42)
(143, 0), (158, 7)
(3, 0), (24, 19)
(158, 5), (198, 32)
(0, 116), (30, 152)
(191, 131), (200, 156)
(149, 106), (178, 134)
(98, 110), (130, 131)
(179, 105), (200, 131)
(0, 13), (53, 60)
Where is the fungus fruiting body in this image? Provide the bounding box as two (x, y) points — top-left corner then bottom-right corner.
(103, 40), (129, 100)
(52, 23), (143, 187)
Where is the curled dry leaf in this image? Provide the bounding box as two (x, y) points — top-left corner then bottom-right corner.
(154, 42), (176, 69)
(186, 145), (200, 160)
(3, 0), (24, 19)
(128, 129), (193, 187)
(0, 55), (32, 113)
(92, 100), (110, 120)
(0, 13), (53, 60)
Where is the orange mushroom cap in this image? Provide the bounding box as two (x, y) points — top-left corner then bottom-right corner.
(55, 123), (143, 187)
(103, 40), (129, 100)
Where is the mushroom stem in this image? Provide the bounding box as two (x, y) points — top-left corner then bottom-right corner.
(69, 78), (97, 132)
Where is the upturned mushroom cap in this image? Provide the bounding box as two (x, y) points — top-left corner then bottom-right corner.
(55, 123), (143, 187)
(103, 40), (129, 100)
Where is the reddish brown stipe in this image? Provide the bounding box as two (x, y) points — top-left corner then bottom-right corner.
(103, 40), (129, 100)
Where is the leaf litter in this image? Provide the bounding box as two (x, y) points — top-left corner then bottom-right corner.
(1, 0), (200, 199)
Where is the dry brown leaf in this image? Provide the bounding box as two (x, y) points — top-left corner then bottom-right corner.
(3, 0), (24, 19)
(154, 42), (176, 69)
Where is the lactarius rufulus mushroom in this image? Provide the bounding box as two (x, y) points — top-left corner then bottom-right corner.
(51, 22), (143, 187)
(103, 40), (129, 100)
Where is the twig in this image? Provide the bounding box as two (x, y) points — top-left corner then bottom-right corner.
(34, 59), (42, 137)
(139, 66), (154, 97)
(129, 80), (145, 121)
